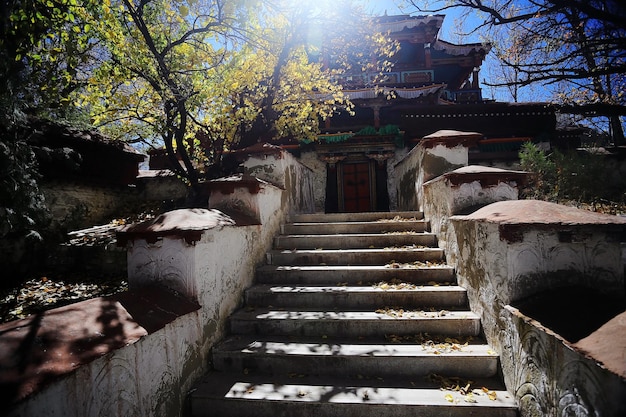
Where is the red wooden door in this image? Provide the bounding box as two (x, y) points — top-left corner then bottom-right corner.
(342, 162), (371, 212)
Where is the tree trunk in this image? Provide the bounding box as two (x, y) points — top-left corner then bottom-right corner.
(610, 115), (625, 147)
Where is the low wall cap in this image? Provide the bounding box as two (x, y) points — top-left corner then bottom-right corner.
(426, 165), (529, 187)
(462, 200), (626, 226)
(204, 174), (270, 193)
(573, 310), (626, 379)
(420, 129), (482, 149)
(423, 130), (482, 140)
(231, 142), (284, 159)
(450, 165), (521, 175)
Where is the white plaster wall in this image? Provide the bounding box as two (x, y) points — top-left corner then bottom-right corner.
(394, 143), (470, 212)
(209, 186), (261, 221)
(424, 178), (519, 257)
(451, 181), (518, 213)
(506, 229), (624, 299)
(393, 145), (420, 211)
(298, 151), (327, 213)
(426, 144), (469, 168)
(243, 154), (288, 188)
(8, 310), (206, 417)
(128, 237), (199, 300)
(416, 144), (469, 211)
(386, 148), (408, 212)
(500, 305), (626, 417)
(448, 216), (626, 417)
(452, 219), (625, 345)
(422, 177), (453, 252)
(7, 183), (289, 417)
(243, 151), (315, 214)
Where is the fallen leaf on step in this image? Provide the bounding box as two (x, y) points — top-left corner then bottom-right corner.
(444, 394), (455, 403)
(464, 393), (477, 403)
(488, 391), (498, 401)
(297, 390), (308, 397)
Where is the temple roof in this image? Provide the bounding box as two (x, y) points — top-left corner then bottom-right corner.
(433, 39), (491, 56)
(314, 84), (445, 102)
(341, 84), (446, 100)
(375, 14), (444, 34)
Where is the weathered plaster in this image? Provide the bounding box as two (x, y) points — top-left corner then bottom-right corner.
(385, 148), (408, 211)
(298, 151), (327, 212)
(242, 149), (315, 215)
(422, 166), (528, 257)
(4, 149), (313, 417)
(500, 306), (626, 417)
(448, 201), (626, 417)
(395, 140), (471, 211)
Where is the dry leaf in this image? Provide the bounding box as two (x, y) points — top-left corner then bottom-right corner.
(464, 393), (477, 403)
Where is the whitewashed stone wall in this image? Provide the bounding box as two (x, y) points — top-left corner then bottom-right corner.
(5, 149), (313, 417)
(449, 201), (626, 417)
(242, 148), (315, 215)
(392, 139), (626, 417)
(298, 150), (327, 213)
(422, 165), (527, 262)
(394, 131), (479, 211)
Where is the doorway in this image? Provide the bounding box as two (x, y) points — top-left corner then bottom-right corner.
(341, 161), (373, 212)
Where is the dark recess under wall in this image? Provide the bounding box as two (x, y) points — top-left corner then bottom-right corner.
(512, 285), (626, 343)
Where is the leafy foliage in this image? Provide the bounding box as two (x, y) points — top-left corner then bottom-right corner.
(0, 0), (101, 119)
(519, 141), (626, 203)
(78, 0), (396, 185)
(0, 122), (51, 280)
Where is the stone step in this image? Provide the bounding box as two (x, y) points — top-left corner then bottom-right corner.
(290, 211), (424, 223)
(282, 220), (428, 235)
(255, 265), (455, 285)
(190, 212), (517, 417)
(245, 284), (468, 310)
(267, 247), (444, 266)
(229, 308), (481, 338)
(212, 335), (499, 378)
(191, 373), (518, 417)
(274, 232), (437, 250)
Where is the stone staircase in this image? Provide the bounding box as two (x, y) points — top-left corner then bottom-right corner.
(191, 211), (518, 416)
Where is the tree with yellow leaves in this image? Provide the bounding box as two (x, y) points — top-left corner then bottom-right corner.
(80, 0), (396, 196)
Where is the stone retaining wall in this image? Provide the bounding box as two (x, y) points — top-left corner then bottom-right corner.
(1, 148), (313, 417)
(393, 133), (626, 417)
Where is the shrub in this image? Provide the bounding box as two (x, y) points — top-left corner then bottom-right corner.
(519, 142), (626, 204)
